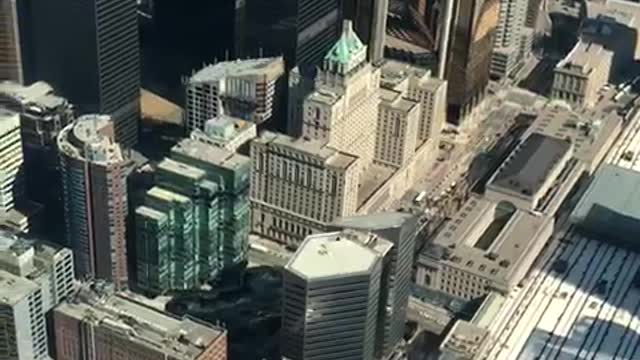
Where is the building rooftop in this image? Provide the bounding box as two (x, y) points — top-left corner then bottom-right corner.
(56, 283), (227, 360)
(0, 81), (67, 111)
(571, 164), (640, 231)
(527, 104), (622, 166)
(157, 158), (206, 181)
(420, 196), (549, 283)
(256, 131), (358, 170)
(58, 115), (125, 164)
(172, 138), (250, 171)
(135, 206), (168, 222)
(556, 41), (613, 75)
(489, 133), (572, 197)
(379, 59), (433, 88)
(324, 20), (366, 66)
(334, 211), (417, 231)
(189, 57), (284, 83)
(307, 88), (342, 106)
(586, 0), (640, 28)
(0, 230), (71, 282)
(286, 231), (385, 279)
(203, 115), (254, 142)
(147, 186), (191, 204)
(0, 269), (38, 306)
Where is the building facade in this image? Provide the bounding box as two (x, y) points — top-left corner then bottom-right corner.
(58, 115), (130, 290)
(281, 231), (389, 360)
(551, 42), (613, 108)
(332, 212), (419, 358)
(53, 283), (228, 360)
(184, 57), (285, 133)
(490, 0), (533, 79)
(27, 0), (140, 146)
(343, 0), (389, 63)
(0, 232), (75, 359)
(135, 138), (251, 294)
(0, 0), (23, 83)
(0, 109), (23, 215)
(0, 81), (74, 237)
(376, 89), (420, 168)
(250, 131), (361, 246)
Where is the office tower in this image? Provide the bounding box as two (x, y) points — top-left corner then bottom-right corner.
(54, 282), (228, 360)
(442, 0), (500, 124)
(184, 57), (285, 133)
(58, 115), (130, 290)
(0, 81), (74, 237)
(332, 212), (418, 357)
(135, 138), (251, 294)
(0, 232), (75, 359)
(281, 230), (390, 360)
(551, 42), (613, 109)
(250, 131), (361, 246)
(343, 0), (389, 63)
(0, 0), (23, 83)
(301, 20), (381, 168)
(28, 0), (140, 147)
(490, 0), (533, 79)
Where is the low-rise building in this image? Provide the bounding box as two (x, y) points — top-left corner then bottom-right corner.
(416, 196), (554, 298)
(189, 115), (257, 152)
(551, 42), (613, 108)
(54, 282), (228, 360)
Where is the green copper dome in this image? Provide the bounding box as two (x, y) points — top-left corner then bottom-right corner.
(324, 21), (365, 65)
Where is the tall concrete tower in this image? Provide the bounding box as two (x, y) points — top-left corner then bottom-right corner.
(58, 115), (130, 290)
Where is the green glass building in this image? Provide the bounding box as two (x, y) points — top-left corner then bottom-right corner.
(134, 138), (250, 295)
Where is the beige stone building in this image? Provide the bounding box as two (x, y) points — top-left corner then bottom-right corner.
(551, 42), (613, 108)
(375, 88), (420, 168)
(302, 20), (381, 168)
(250, 132), (361, 246)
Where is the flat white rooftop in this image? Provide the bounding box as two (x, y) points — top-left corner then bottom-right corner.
(286, 232), (380, 279)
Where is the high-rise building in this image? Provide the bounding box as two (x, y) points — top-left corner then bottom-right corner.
(490, 0), (533, 79)
(58, 115), (130, 290)
(134, 137), (251, 294)
(332, 212), (418, 358)
(0, 232), (75, 360)
(244, 0), (342, 69)
(0, 81), (74, 237)
(342, 0), (389, 63)
(301, 20), (381, 168)
(442, 0), (500, 124)
(27, 0), (140, 146)
(53, 282), (228, 360)
(281, 230), (390, 360)
(0, 0), (23, 83)
(250, 131), (361, 246)
(0, 109), (23, 214)
(184, 57), (285, 133)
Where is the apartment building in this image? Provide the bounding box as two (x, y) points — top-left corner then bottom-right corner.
(54, 283), (228, 360)
(0, 232), (75, 359)
(184, 57), (285, 133)
(490, 0), (534, 79)
(58, 115), (130, 290)
(551, 42), (613, 108)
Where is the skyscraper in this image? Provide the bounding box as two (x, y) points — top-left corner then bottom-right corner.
(442, 0), (500, 124)
(28, 0), (141, 146)
(0, 232), (75, 360)
(0, 0), (23, 83)
(342, 0), (389, 63)
(58, 115), (130, 289)
(490, 0), (533, 79)
(332, 212), (418, 358)
(281, 230), (390, 360)
(244, 0), (342, 69)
